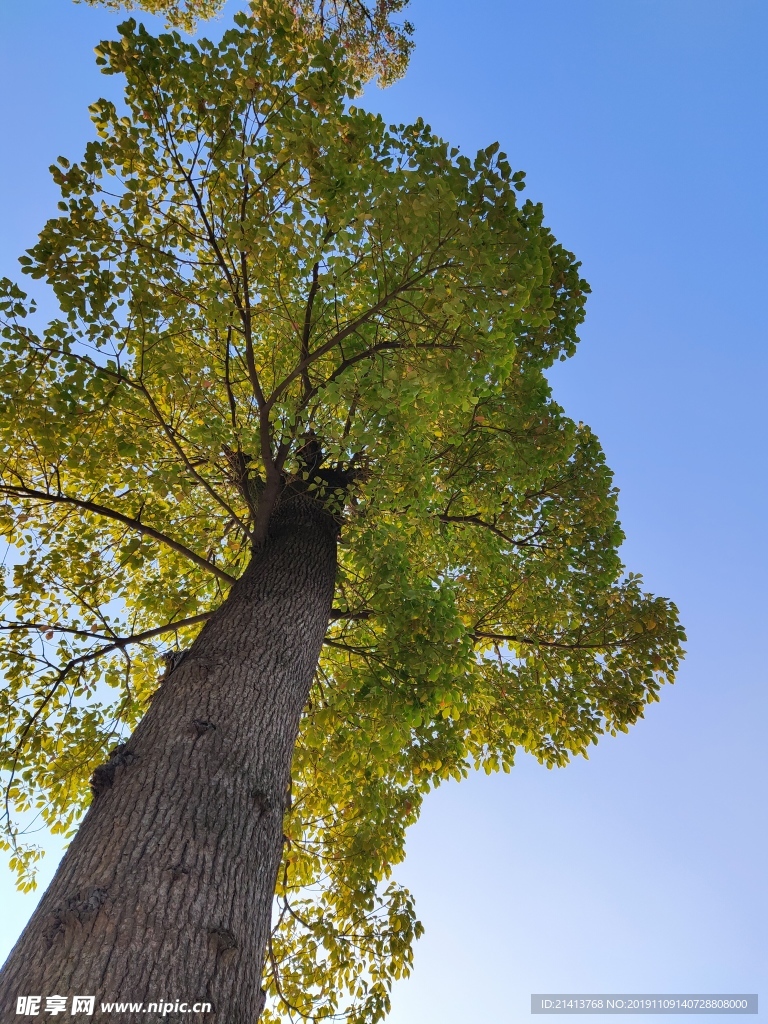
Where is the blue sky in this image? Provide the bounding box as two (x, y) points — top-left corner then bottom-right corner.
(0, 1), (765, 1020)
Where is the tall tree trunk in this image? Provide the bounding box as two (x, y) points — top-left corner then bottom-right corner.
(0, 494), (338, 1022)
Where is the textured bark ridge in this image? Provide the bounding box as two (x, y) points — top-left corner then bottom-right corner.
(0, 494), (339, 1022)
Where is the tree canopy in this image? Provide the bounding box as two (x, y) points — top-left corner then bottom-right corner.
(78, 0), (414, 84)
(0, 4), (684, 1021)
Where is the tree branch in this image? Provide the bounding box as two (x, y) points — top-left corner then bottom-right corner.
(2, 483), (235, 584)
(328, 608), (374, 622)
(240, 249), (268, 410)
(223, 326), (239, 431)
(266, 260), (455, 411)
(437, 513), (546, 549)
(136, 381), (249, 535)
(2, 610), (215, 841)
(0, 612), (213, 648)
(298, 227), (335, 401)
(300, 259), (321, 400)
(473, 630), (639, 651)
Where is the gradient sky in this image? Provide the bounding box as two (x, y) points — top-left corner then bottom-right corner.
(0, 1), (765, 1020)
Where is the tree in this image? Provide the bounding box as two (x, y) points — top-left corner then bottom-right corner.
(0, 4), (685, 1020)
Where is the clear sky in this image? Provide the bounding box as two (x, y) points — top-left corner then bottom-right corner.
(0, 1), (765, 1020)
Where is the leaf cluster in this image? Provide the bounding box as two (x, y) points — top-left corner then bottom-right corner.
(77, 0), (414, 84)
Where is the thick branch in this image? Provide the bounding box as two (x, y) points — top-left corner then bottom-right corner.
(251, 437), (289, 549)
(300, 260), (321, 400)
(298, 227), (335, 400)
(223, 327), (239, 430)
(328, 608), (374, 622)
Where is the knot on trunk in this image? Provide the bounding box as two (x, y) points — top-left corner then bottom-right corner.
(159, 648), (189, 680)
(208, 926), (238, 956)
(250, 787), (275, 817)
(46, 887), (110, 946)
(89, 742), (134, 798)
(192, 718), (216, 736)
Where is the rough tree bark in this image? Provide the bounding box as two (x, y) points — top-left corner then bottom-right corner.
(0, 493), (339, 1022)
